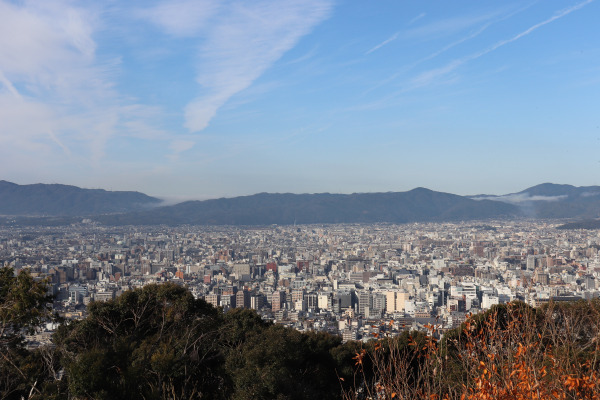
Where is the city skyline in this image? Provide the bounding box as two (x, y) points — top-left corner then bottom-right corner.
(1, 0), (599, 199)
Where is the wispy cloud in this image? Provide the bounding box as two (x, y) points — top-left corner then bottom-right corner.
(416, 23), (492, 66)
(472, 194), (568, 203)
(408, 13), (426, 26)
(410, 0), (594, 89)
(136, 0), (220, 37)
(404, 11), (503, 41)
(476, 0), (594, 57)
(415, 3), (534, 66)
(581, 191), (600, 198)
(166, 139), (195, 161)
(366, 32), (399, 55)
(47, 130), (71, 156)
(142, 0), (333, 133)
(0, 0), (334, 187)
(281, 46), (320, 66)
(363, 8), (517, 94)
(0, 70), (21, 99)
(0, 0), (169, 171)
(0, 0), (87, 160)
(365, 11), (496, 56)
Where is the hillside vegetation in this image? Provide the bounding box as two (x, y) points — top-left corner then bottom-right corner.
(345, 300), (600, 400)
(1, 267), (599, 399)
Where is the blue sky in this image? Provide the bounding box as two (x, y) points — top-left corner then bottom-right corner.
(1, 0), (599, 200)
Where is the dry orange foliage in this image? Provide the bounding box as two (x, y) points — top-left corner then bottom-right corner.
(344, 300), (600, 400)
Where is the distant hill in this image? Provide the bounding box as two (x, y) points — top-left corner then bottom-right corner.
(514, 183), (600, 197)
(0, 180), (161, 216)
(469, 183), (600, 219)
(556, 219), (600, 230)
(6, 180), (600, 226)
(95, 188), (519, 226)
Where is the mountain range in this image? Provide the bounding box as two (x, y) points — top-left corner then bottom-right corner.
(0, 180), (160, 216)
(469, 183), (600, 219)
(1, 180), (600, 226)
(95, 189), (517, 226)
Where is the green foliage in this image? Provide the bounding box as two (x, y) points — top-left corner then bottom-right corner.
(0, 266), (53, 400)
(5, 279), (600, 400)
(55, 283), (226, 400)
(0, 266), (52, 342)
(51, 286), (354, 399)
(221, 307), (271, 345)
(224, 324), (345, 400)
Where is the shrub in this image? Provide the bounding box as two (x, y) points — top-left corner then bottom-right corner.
(344, 300), (600, 400)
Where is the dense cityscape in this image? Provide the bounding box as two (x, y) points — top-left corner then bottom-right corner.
(3, 0), (599, 397)
(3, 220), (598, 346)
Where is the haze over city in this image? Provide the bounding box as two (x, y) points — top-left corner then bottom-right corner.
(1, 0), (599, 200)
(4, 3), (600, 397)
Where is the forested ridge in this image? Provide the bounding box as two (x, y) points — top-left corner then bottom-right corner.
(0, 267), (357, 400)
(2, 266), (600, 400)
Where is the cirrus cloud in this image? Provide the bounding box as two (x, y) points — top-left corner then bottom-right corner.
(141, 0), (334, 132)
